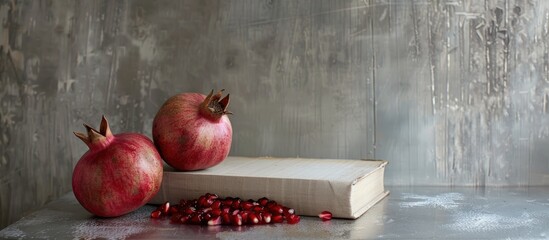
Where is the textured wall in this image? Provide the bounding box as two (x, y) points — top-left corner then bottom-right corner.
(1, 0), (549, 228)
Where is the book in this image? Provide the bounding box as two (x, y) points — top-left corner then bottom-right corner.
(149, 156), (389, 219)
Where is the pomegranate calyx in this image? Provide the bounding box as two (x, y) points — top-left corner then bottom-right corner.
(74, 115), (114, 148)
(199, 89), (232, 120)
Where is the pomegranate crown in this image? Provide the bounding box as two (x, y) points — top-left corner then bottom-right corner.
(74, 115), (114, 148)
(199, 89), (232, 120)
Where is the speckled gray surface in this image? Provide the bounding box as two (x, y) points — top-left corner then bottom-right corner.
(2, 187), (549, 239)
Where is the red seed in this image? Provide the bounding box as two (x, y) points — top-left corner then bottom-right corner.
(248, 213), (260, 224)
(269, 205), (284, 214)
(207, 216), (222, 226)
(283, 207), (295, 215)
(205, 193), (218, 200)
(262, 212), (272, 224)
(271, 214), (284, 223)
(258, 197), (269, 206)
(190, 213), (203, 224)
(184, 207), (196, 215)
(221, 213), (231, 224)
(211, 209), (222, 217)
(241, 201), (254, 210)
(252, 206), (263, 212)
(169, 205), (180, 214)
(266, 200), (278, 208)
(151, 210), (162, 219)
(319, 211), (332, 221)
(240, 211), (249, 224)
(221, 206), (231, 214)
(180, 215), (190, 224)
(287, 214), (300, 224)
(231, 214), (243, 226)
(161, 202), (170, 214)
(231, 199), (241, 209)
(223, 198), (234, 206)
(170, 213), (182, 223)
(231, 209), (240, 215)
(211, 200), (222, 209)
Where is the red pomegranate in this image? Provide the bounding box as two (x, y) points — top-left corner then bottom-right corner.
(153, 89), (232, 171)
(72, 116), (163, 217)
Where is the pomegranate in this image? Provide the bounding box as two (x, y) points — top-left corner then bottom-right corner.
(151, 194), (300, 225)
(72, 116), (163, 217)
(153, 89), (232, 171)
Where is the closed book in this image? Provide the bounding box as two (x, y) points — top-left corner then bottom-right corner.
(149, 156), (389, 219)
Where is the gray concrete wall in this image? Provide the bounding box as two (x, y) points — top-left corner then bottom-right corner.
(1, 0), (549, 228)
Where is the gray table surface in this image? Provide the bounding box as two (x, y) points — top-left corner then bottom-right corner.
(1, 187), (549, 239)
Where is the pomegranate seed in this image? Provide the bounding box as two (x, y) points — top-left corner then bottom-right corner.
(241, 201), (254, 210)
(283, 207), (295, 215)
(211, 200), (222, 209)
(203, 213), (212, 221)
(248, 213), (260, 224)
(258, 197), (269, 206)
(202, 207), (212, 213)
(190, 213), (203, 224)
(319, 211), (332, 221)
(179, 199), (189, 206)
(231, 199), (241, 209)
(262, 212), (272, 223)
(221, 206), (231, 214)
(223, 198), (234, 206)
(252, 206), (263, 212)
(184, 207), (196, 215)
(207, 216), (222, 226)
(180, 215), (190, 224)
(170, 205), (180, 214)
(170, 213), (183, 223)
(271, 214), (284, 223)
(198, 195), (214, 207)
(240, 211), (250, 224)
(205, 193), (218, 200)
(269, 205), (284, 214)
(151, 210), (162, 218)
(231, 209), (240, 215)
(161, 202), (170, 214)
(221, 213), (231, 224)
(231, 214), (243, 226)
(287, 214), (300, 224)
(211, 209), (222, 217)
(266, 201), (278, 208)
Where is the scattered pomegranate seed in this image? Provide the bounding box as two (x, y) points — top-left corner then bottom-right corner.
(161, 202), (170, 214)
(231, 214), (243, 226)
(287, 214), (300, 224)
(248, 213), (260, 224)
(151, 210), (162, 218)
(269, 205), (284, 214)
(262, 212), (272, 223)
(221, 213), (231, 224)
(319, 211), (332, 221)
(258, 197), (269, 206)
(271, 214), (284, 223)
(207, 216), (222, 226)
(150, 194), (300, 225)
(241, 201), (254, 210)
(240, 211), (250, 224)
(283, 207), (295, 215)
(211, 200), (222, 209)
(211, 209), (222, 217)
